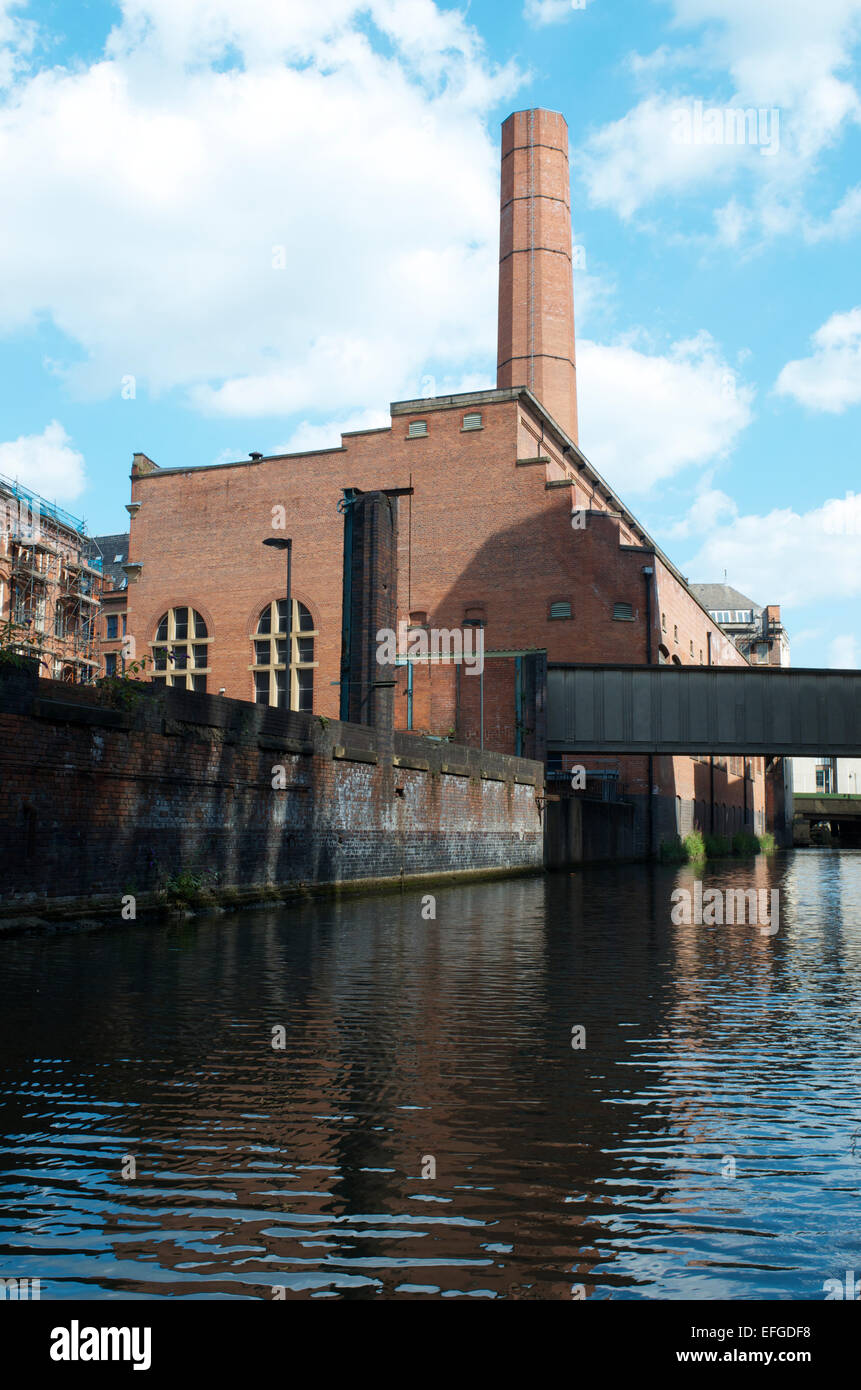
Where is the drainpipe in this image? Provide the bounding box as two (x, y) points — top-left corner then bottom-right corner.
(514, 655), (521, 757)
(338, 489), (358, 722)
(707, 630), (714, 834)
(642, 566), (654, 858)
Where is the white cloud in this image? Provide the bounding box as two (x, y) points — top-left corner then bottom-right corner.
(274, 408), (390, 454)
(0, 0), (34, 88)
(804, 184), (861, 241)
(576, 331), (754, 492)
(666, 486), (738, 538)
(0, 1), (521, 416)
(775, 307), (861, 412)
(684, 492), (861, 608)
(581, 96), (777, 221)
(0, 422), (86, 502)
(830, 633), (859, 667)
(523, 0), (591, 25)
(579, 0), (861, 236)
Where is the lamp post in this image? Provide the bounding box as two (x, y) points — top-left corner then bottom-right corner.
(262, 537), (292, 710)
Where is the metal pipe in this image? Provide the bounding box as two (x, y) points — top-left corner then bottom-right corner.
(285, 539), (292, 711)
(643, 566), (654, 857)
(480, 661), (485, 752)
(707, 630), (714, 833)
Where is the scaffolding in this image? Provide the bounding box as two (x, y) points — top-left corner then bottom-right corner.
(0, 472), (102, 681)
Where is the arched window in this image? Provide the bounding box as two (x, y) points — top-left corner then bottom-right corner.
(252, 599), (316, 711)
(151, 607), (210, 691)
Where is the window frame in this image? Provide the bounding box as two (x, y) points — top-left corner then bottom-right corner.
(149, 606), (211, 691)
(250, 598), (318, 711)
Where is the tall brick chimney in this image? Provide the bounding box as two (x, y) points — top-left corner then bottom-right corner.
(497, 108), (578, 442)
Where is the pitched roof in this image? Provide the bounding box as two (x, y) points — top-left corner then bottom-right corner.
(87, 533), (130, 591)
(688, 582), (760, 613)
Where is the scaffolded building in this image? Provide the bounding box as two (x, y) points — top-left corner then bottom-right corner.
(0, 471), (103, 682)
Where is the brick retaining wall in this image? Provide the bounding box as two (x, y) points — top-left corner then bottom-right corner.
(0, 671), (544, 919)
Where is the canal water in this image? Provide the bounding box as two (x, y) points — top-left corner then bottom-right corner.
(1, 849), (860, 1301)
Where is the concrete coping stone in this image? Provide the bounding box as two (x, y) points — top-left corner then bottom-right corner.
(516, 455), (550, 466)
(32, 699), (130, 730)
(333, 744), (379, 764)
(441, 762), (471, 777)
(545, 478), (575, 489)
(258, 736), (314, 755)
(163, 719), (236, 743)
(514, 774), (539, 786)
(392, 755), (430, 772)
(480, 770), (507, 781)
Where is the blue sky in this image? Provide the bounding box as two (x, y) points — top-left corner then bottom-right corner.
(0, 0), (859, 666)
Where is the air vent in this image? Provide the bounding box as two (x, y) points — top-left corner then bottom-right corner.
(462, 412), (482, 431)
(408, 420), (428, 438)
(549, 601), (572, 620)
(613, 602), (634, 621)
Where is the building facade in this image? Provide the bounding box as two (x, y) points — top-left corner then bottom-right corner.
(0, 472), (103, 682)
(792, 757), (861, 795)
(122, 107), (773, 854)
(89, 533), (129, 677)
(689, 584), (790, 667)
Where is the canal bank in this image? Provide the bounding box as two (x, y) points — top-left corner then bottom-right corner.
(0, 668), (544, 925)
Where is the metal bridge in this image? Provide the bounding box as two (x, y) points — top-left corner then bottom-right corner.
(547, 664), (861, 757)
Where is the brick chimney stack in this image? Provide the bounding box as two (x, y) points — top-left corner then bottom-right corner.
(497, 108), (578, 443)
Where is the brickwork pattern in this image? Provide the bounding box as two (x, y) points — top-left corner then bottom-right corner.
(0, 674), (544, 906)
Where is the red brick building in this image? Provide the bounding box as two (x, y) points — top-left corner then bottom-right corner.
(0, 472), (103, 682)
(123, 107), (768, 853)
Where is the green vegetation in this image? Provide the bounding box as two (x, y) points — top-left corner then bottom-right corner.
(163, 871), (204, 904)
(731, 831), (760, 857)
(703, 833), (731, 858)
(0, 616), (43, 671)
(660, 830), (708, 863)
(683, 829), (706, 860)
(659, 836), (687, 863)
(661, 828), (780, 863)
(95, 655), (150, 709)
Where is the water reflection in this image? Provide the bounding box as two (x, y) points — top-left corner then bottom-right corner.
(1, 850), (859, 1300)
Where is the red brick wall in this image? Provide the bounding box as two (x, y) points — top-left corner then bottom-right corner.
(124, 389), (767, 846)
(0, 675), (544, 908)
(497, 109), (578, 442)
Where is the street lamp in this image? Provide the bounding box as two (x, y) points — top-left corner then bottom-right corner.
(262, 537), (292, 710)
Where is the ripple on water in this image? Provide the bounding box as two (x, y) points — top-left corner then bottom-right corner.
(1, 850), (860, 1299)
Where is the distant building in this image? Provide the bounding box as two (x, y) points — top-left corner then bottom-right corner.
(0, 472), (102, 682)
(87, 533), (129, 677)
(688, 584), (790, 667)
(690, 582), (793, 842)
(792, 756), (861, 795)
